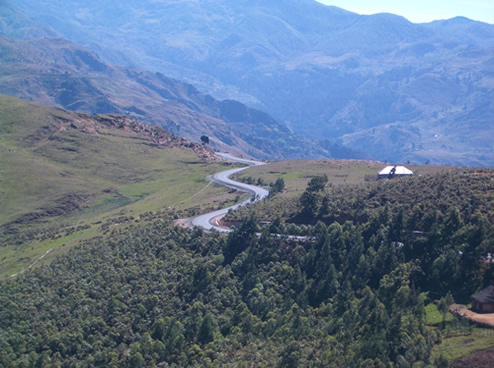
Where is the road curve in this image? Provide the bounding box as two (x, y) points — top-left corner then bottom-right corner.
(191, 153), (269, 233)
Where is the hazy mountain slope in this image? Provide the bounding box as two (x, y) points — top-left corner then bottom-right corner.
(0, 35), (346, 160)
(8, 0), (493, 166)
(0, 1), (58, 40)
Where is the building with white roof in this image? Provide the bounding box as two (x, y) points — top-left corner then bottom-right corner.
(378, 165), (413, 178)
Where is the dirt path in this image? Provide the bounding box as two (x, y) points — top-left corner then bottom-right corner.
(10, 248), (53, 278)
(172, 218), (192, 229)
(450, 304), (494, 327)
(170, 181), (212, 207)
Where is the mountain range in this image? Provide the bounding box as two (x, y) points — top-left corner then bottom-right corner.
(0, 32), (357, 160)
(3, 0), (494, 166)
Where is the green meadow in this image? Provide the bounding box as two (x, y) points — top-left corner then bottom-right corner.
(236, 158), (454, 196)
(0, 95), (236, 278)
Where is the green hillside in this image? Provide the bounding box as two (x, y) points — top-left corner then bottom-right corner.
(228, 162), (494, 301)
(1, 95), (493, 366)
(0, 95), (233, 277)
(227, 159), (455, 222)
(1, 164), (493, 366)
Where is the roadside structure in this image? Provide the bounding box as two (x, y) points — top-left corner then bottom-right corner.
(471, 285), (494, 313)
(378, 165), (413, 178)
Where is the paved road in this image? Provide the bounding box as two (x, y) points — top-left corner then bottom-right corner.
(191, 153), (269, 233)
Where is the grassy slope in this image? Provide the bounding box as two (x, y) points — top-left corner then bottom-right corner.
(227, 159), (455, 222)
(236, 159), (454, 196)
(2, 94), (493, 363)
(0, 95), (235, 277)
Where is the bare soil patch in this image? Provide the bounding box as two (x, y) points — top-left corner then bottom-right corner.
(173, 218), (192, 229)
(450, 304), (494, 327)
(449, 346), (494, 368)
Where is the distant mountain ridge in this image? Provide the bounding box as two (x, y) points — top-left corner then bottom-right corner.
(0, 1), (59, 40)
(0, 34), (357, 160)
(5, 0), (494, 166)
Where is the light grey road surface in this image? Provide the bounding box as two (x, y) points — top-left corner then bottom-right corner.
(191, 153), (269, 232)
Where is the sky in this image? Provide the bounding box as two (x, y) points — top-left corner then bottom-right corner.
(316, 0), (494, 24)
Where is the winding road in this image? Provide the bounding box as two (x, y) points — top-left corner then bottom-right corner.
(191, 152), (269, 233)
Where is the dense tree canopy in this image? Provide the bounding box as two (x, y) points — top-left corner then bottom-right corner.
(0, 168), (493, 367)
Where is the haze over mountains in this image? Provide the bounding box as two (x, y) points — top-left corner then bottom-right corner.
(2, 34), (349, 160)
(3, 0), (494, 166)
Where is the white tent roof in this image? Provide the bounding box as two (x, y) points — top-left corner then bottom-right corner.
(378, 165), (413, 176)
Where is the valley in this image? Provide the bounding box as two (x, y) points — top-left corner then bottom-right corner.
(0, 1), (494, 367)
(0, 34), (343, 161)
(7, 0), (494, 166)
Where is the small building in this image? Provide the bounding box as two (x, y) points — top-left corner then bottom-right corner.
(411, 230), (425, 239)
(378, 165), (413, 178)
(471, 285), (494, 313)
